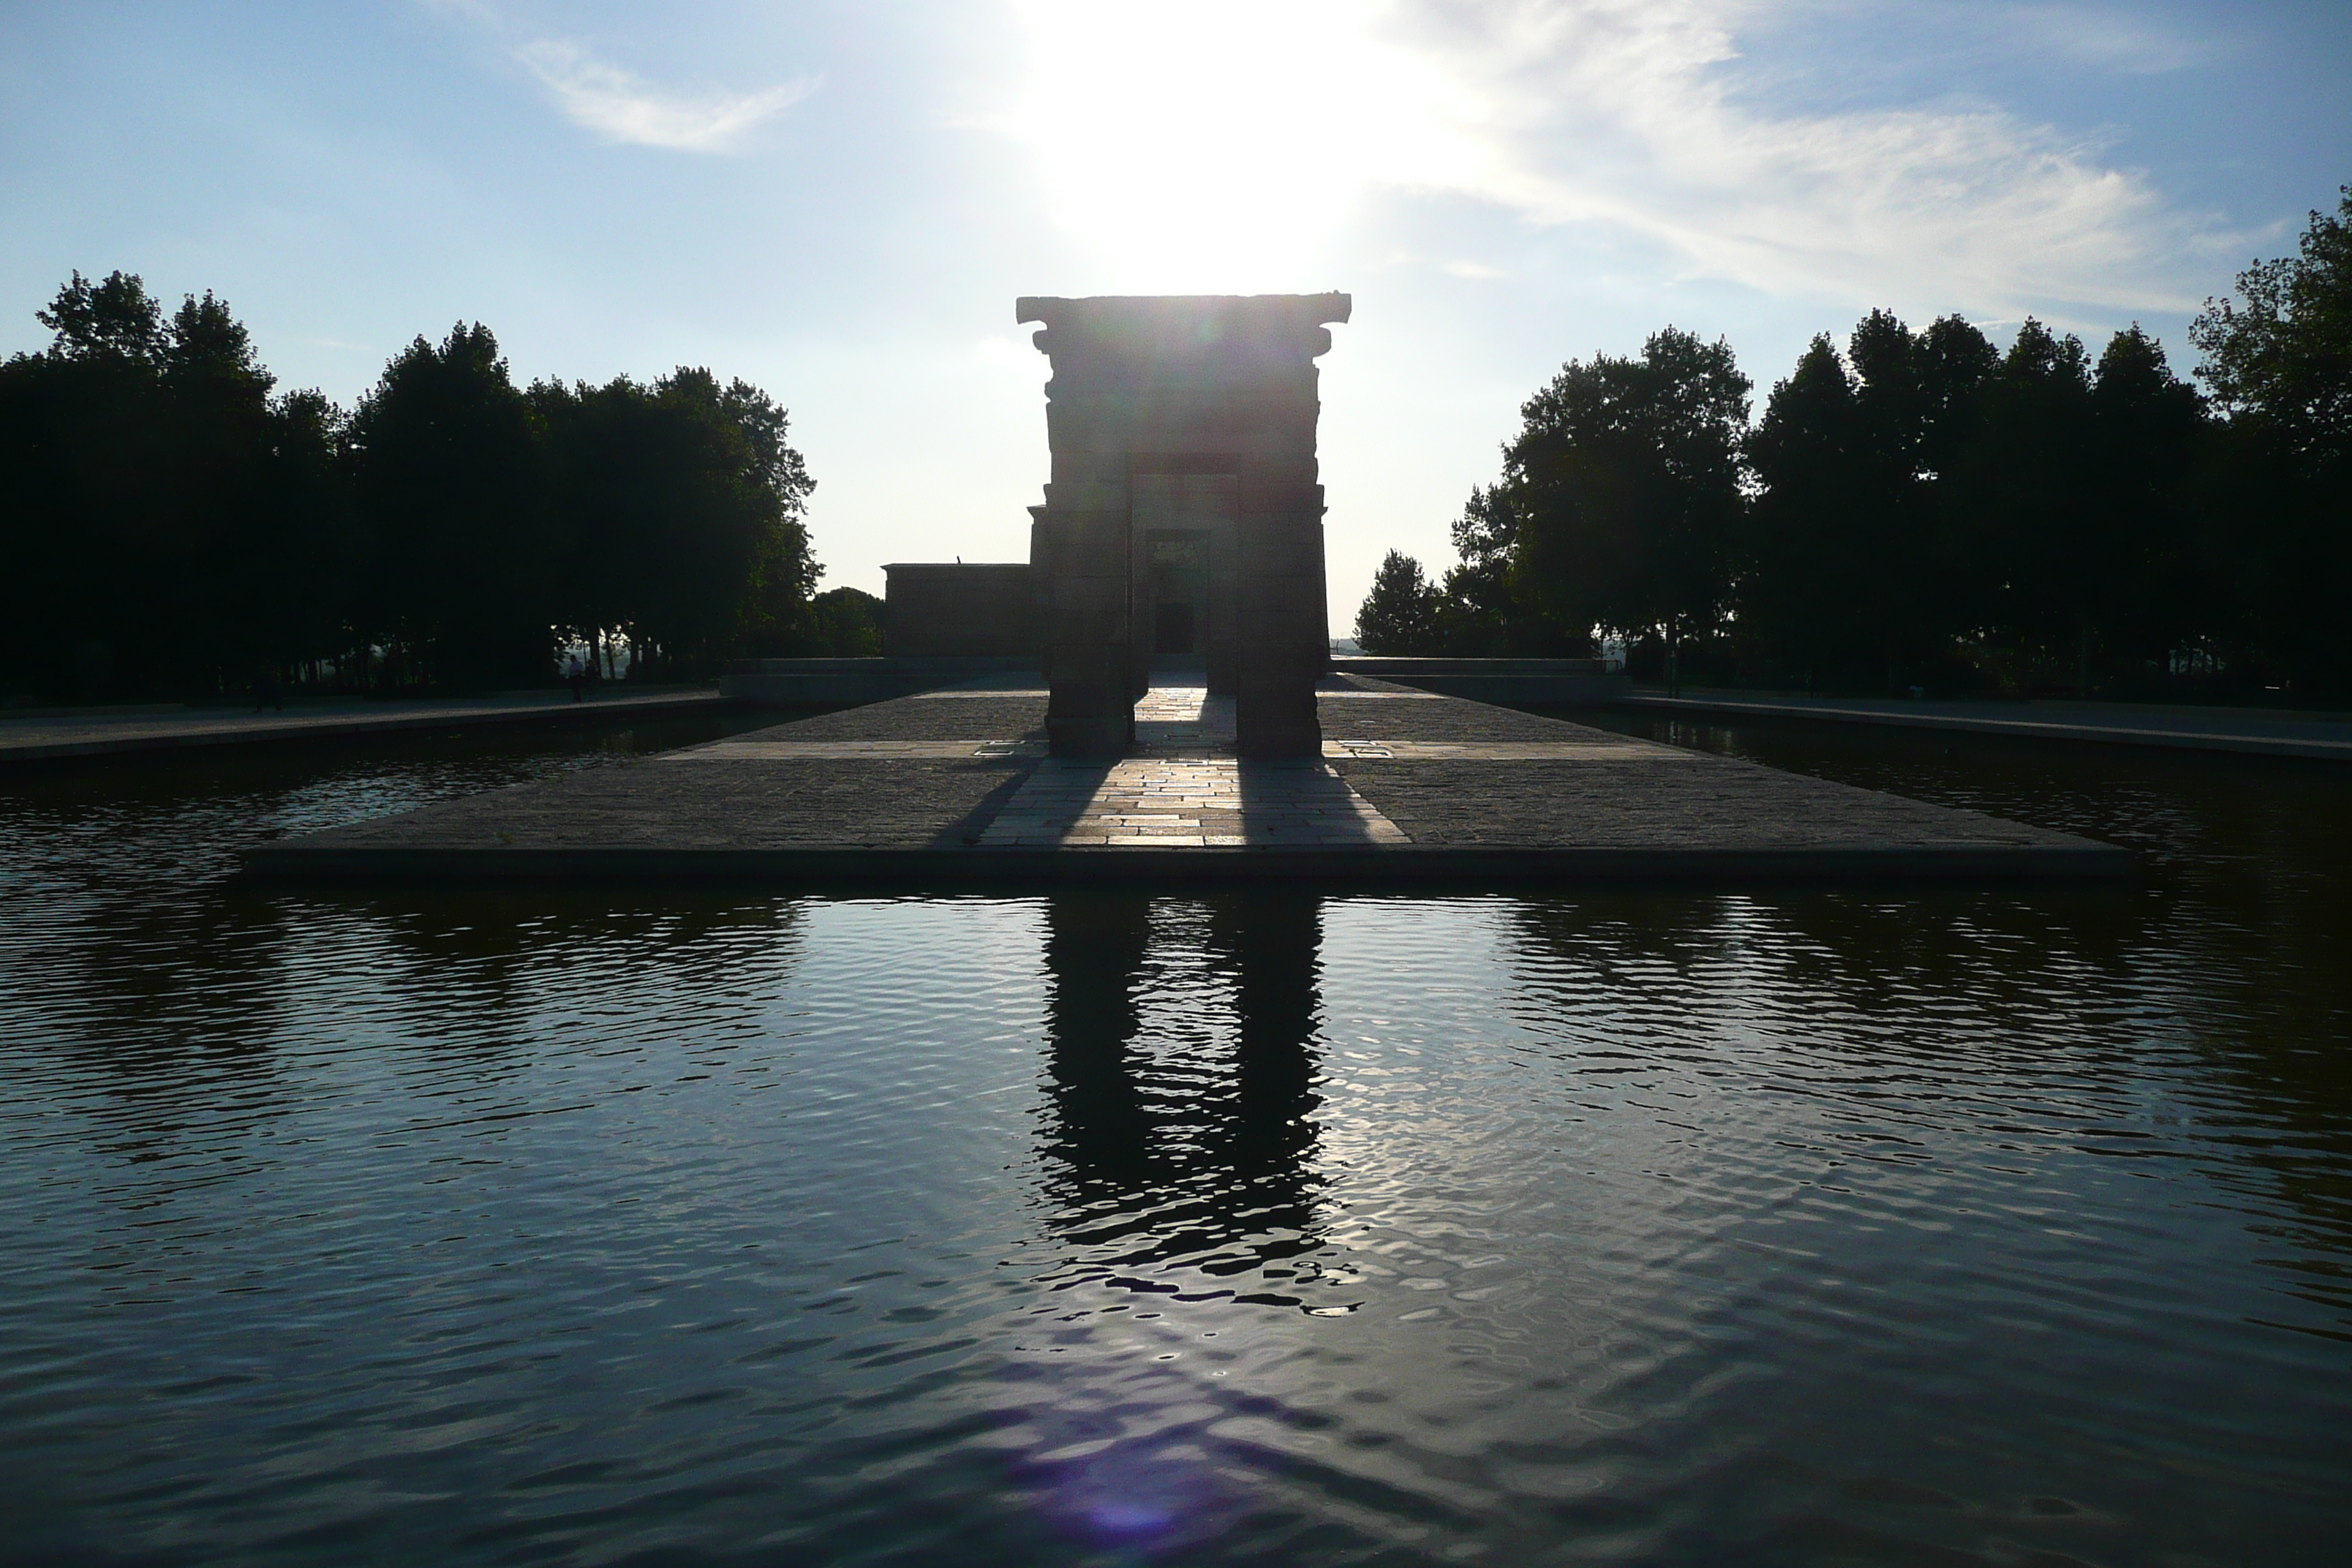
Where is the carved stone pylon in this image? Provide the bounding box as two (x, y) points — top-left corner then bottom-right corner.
(1019, 293), (1349, 758)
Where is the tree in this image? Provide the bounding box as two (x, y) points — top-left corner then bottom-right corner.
(803, 585), (883, 656)
(1740, 312), (2000, 693)
(2190, 189), (2352, 696)
(1, 272), (821, 701)
(1501, 328), (1750, 680)
(1740, 333), (1868, 684)
(537, 368), (817, 676)
(2191, 186), (2352, 468)
(1938, 320), (2101, 686)
(1, 274), (331, 698)
(2084, 326), (2209, 679)
(347, 323), (547, 689)
(35, 269), (165, 363)
(1354, 549), (1444, 653)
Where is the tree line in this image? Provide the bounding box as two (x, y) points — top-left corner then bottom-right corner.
(1, 271), (875, 704)
(1358, 189), (2352, 703)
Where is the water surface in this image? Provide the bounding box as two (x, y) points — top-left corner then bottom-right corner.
(1, 712), (2346, 1565)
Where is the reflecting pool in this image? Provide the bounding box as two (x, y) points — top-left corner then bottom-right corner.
(1, 712), (2346, 1564)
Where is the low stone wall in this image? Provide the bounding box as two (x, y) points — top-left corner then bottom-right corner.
(1332, 657), (1631, 707)
(720, 657), (1037, 706)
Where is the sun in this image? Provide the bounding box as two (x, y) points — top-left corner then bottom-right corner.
(1006, 1), (1460, 289)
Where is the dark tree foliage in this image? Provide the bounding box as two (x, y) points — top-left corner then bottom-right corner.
(2084, 326), (2209, 672)
(349, 324), (548, 688)
(1496, 328), (1748, 670)
(0, 273), (820, 702)
(0, 271), (339, 698)
(799, 586), (884, 657)
(1354, 549), (1443, 653)
(1363, 190), (2352, 700)
(532, 368), (817, 678)
(2193, 186), (2352, 467)
(2191, 187), (2352, 693)
(1742, 332), (1879, 685)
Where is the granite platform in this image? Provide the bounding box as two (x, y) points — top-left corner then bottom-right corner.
(238, 674), (2130, 885)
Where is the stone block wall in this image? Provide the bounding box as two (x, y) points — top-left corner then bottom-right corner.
(881, 564), (1040, 659)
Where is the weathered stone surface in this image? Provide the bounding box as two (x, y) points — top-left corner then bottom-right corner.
(244, 678), (2130, 883)
(881, 564), (1037, 658)
(278, 758), (1030, 852)
(1020, 293), (1349, 758)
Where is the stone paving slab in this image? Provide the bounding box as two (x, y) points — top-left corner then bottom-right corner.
(241, 676), (2130, 883)
(978, 757), (1409, 847)
(256, 757), (1030, 853)
(674, 740), (1049, 760)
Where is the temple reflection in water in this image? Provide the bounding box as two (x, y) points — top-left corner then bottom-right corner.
(1033, 892), (1335, 1304)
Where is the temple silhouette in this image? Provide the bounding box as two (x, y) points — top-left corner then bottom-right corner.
(883, 293), (1352, 758)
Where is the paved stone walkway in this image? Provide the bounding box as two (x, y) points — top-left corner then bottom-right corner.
(243, 674), (2128, 881)
(978, 757), (1408, 847)
(1134, 685), (1236, 754)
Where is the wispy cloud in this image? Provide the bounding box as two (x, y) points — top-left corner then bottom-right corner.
(514, 38), (815, 152)
(2002, 4), (2212, 75)
(1006, 0), (2233, 317)
(1377, 0), (2234, 315)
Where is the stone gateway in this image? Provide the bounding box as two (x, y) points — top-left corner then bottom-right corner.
(1019, 293), (1352, 758)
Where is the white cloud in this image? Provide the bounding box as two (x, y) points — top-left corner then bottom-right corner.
(514, 38), (815, 152)
(1003, 0), (2231, 317)
(2002, 4), (2211, 75)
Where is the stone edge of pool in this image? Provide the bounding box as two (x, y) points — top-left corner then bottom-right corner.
(235, 840), (2133, 885)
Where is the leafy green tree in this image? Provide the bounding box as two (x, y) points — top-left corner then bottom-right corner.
(2084, 326), (2209, 679)
(1501, 328), (1749, 680)
(1, 274), (336, 699)
(1938, 320), (2101, 686)
(537, 368), (816, 676)
(159, 291), (281, 681)
(1740, 333), (1868, 685)
(1354, 549), (1444, 653)
(1741, 312), (1998, 692)
(35, 269), (165, 363)
(1, 279), (169, 695)
(2191, 188), (2352, 696)
(804, 586), (883, 656)
(347, 323), (547, 689)
(2192, 186), (2352, 467)
(2, 273), (821, 701)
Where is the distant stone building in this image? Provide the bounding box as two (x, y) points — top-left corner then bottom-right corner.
(880, 563), (1039, 659)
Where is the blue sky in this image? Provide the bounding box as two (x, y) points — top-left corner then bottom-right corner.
(3, 1), (2344, 628)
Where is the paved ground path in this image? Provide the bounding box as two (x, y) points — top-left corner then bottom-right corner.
(242, 674), (2127, 883)
(1, 688), (728, 763)
(976, 688), (1409, 847)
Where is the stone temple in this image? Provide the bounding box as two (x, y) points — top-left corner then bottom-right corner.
(885, 293), (1351, 758)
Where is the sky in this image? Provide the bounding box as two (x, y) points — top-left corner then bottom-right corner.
(2, 1), (2345, 630)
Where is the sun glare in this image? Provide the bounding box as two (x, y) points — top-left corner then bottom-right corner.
(1009, 1), (1466, 288)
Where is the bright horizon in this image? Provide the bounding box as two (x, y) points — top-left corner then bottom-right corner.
(4, 1), (2343, 631)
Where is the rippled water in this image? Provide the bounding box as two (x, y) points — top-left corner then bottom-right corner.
(1, 713), (2347, 1565)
